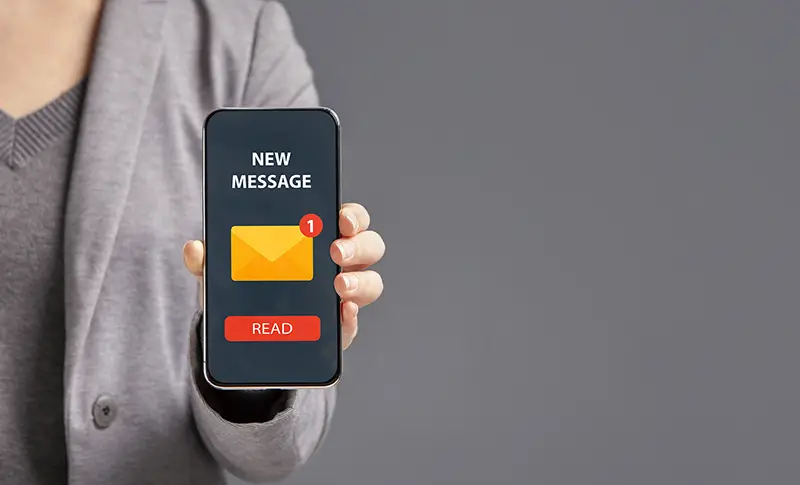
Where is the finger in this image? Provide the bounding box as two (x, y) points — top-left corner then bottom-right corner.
(334, 270), (384, 307)
(330, 230), (385, 268)
(341, 301), (359, 350)
(183, 240), (205, 279)
(339, 202), (370, 237)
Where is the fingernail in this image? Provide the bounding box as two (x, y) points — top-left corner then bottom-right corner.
(346, 213), (359, 232)
(337, 240), (356, 261)
(342, 274), (359, 291)
(353, 303), (359, 316)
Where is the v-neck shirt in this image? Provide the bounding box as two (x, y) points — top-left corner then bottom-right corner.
(0, 78), (87, 483)
(0, 79), (87, 170)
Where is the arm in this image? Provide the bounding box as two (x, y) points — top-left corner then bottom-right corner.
(189, 3), (336, 482)
(189, 312), (336, 483)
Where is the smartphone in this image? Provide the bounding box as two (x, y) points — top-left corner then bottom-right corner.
(202, 107), (341, 389)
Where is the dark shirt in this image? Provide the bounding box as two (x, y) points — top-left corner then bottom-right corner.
(0, 80), (87, 484)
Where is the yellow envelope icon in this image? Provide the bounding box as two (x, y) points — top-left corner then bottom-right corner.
(230, 225), (313, 281)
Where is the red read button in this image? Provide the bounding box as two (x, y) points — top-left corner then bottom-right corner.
(225, 316), (321, 342)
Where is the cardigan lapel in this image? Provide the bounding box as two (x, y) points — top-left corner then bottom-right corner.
(63, 0), (167, 383)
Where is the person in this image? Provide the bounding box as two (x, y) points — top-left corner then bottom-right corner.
(0, 0), (385, 484)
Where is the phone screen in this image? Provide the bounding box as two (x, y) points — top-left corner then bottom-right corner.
(203, 108), (341, 388)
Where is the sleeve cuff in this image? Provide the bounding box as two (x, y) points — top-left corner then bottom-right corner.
(187, 311), (336, 482)
(191, 314), (291, 423)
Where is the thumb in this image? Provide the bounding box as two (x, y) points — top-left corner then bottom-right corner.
(183, 240), (205, 281)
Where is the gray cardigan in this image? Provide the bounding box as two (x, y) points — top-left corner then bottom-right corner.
(62, 0), (335, 483)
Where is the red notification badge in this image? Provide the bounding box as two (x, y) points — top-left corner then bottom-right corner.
(299, 213), (323, 237)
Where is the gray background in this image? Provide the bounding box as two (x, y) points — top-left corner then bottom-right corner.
(234, 1), (800, 484)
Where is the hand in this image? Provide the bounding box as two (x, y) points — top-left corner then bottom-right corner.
(182, 202), (385, 350)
